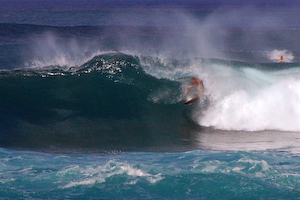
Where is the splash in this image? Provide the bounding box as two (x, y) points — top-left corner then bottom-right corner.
(198, 63), (300, 131)
(266, 49), (294, 63)
(25, 32), (115, 69)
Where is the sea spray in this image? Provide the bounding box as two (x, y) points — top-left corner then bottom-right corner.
(197, 61), (300, 131)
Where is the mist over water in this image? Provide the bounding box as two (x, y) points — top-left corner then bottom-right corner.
(15, 4), (300, 72)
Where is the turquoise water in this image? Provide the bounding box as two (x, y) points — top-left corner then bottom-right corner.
(2, 148), (300, 199)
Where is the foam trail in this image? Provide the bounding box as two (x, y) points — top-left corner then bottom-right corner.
(197, 63), (300, 131)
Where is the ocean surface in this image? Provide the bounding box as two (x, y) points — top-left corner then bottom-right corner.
(1, 0), (300, 199)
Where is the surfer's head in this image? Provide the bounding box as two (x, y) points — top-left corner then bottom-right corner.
(191, 77), (203, 86)
(191, 77), (198, 84)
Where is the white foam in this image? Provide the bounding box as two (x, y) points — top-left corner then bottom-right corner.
(63, 177), (105, 188)
(61, 161), (163, 188)
(200, 78), (300, 131)
(191, 60), (300, 131)
(237, 158), (270, 175)
(266, 49), (294, 63)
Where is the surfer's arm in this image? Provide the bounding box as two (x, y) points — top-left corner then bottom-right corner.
(184, 86), (193, 95)
(196, 84), (203, 96)
(195, 79), (203, 96)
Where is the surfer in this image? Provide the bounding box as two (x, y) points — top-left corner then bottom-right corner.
(184, 77), (203, 105)
(278, 55), (285, 63)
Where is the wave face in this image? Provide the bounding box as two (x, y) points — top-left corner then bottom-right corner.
(2, 52), (300, 151)
(0, 53), (199, 151)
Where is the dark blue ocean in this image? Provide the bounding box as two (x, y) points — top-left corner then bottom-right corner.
(1, 0), (300, 199)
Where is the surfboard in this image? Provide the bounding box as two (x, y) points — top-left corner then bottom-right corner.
(278, 59), (285, 63)
(184, 96), (199, 105)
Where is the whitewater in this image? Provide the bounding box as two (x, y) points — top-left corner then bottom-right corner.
(197, 59), (300, 131)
